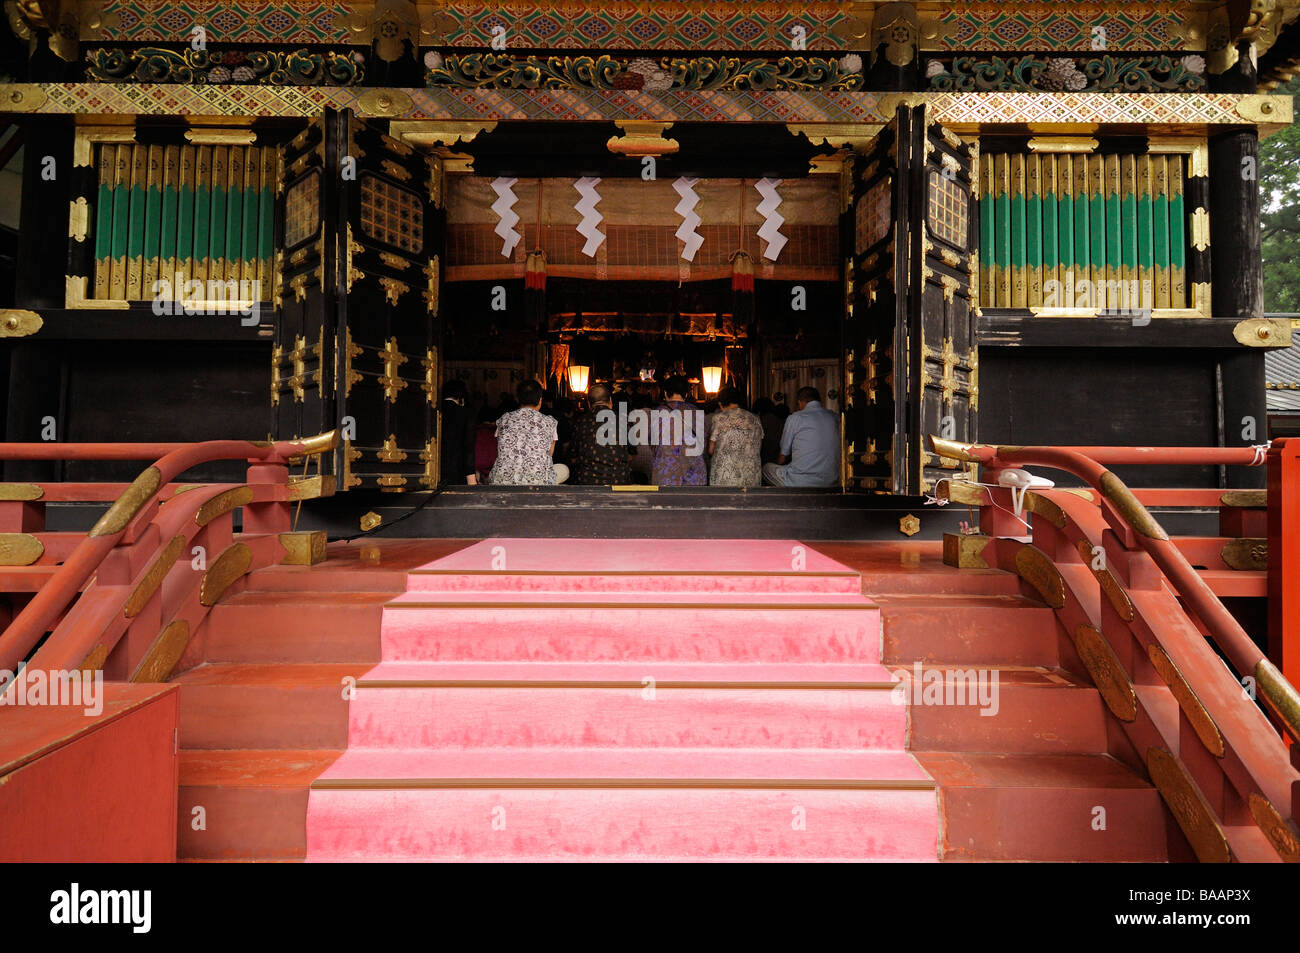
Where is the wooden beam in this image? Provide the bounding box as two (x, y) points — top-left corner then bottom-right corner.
(977, 314), (1276, 349)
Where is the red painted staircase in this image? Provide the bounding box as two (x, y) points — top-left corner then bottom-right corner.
(173, 539), (1187, 862)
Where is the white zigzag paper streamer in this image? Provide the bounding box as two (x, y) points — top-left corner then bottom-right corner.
(490, 176), (521, 258)
(755, 177), (788, 261)
(673, 176), (703, 262)
(574, 176), (605, 257)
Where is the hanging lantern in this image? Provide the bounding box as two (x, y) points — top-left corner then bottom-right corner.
(567, 364), (590, 394)
(701, 366), (723, 394)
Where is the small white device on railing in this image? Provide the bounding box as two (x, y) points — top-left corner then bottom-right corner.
(998, 468), (1056, 521)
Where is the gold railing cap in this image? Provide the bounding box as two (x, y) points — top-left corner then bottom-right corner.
(288, 429), (340, 457)
(928, 435), (979, 462)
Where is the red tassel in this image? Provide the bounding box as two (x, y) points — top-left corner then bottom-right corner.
(731, 251), (754, 293)
(525, 250), (547, 291)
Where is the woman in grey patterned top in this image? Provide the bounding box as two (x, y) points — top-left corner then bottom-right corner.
(707, 388), (763, 487)
(489, 378), (570, 485)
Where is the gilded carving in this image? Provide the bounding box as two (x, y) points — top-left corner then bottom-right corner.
(1146, 746), (1231, 863)
(1072, 623), (1138, 722)
(199, 542), (252, 607)
(0, 532), (43, 566)
(89, 466), (161, 537)
(378, 434), (407, 463)
(1148, 643), (1225, 758)
(123, 534), (185, 618)
(380, 337), (408, 402)
(130, 619), (190, 683)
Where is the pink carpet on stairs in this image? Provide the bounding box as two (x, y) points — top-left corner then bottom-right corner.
(305, 539), (939, 862)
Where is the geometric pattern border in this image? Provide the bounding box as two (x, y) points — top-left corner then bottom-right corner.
(96, 1), (1195, 53)
(3, 85), (1291, 132)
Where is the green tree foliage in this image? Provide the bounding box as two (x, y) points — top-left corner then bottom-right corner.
(1263, 76), (1300, 313)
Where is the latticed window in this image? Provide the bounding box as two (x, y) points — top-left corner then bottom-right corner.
(927, 169), (969, 248)
(284, 171), (320, 249)
(855, 177), (892, 253)
(360, 174), (423, 254)
(979, 148), (1203, 314)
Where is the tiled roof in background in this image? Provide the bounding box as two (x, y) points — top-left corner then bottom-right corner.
(1266, 338), (1300, 411)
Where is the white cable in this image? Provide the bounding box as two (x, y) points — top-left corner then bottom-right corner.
(928, 477), (1031, 531)
(1251, 441), (1272, 466)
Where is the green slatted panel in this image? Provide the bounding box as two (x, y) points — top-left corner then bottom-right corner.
(1088, 156), (1105, 307)
(126, 146), (146, 299)
(209, 147), (228, 284)
(1104, 155), (1121, 310)
(109, 146), (130, 299)
(1120, 155), (1138, 310)
(176, 146), (195, 288)
(996, 155), (1011, 307)
(88, 141), (277, 302)
(1026, 154), (1042, 307)
(142, 145), (163, 297)
(1153, 156), (1171, 308)
(1041, 155), (1058, 302)
(242, 153), (260, 285)
(93, 145), (114, 300)
(159, 146), (179, 288)
(1057, 157), (1073, 305)
(1010, 154), (1027, 308)
(224, 146), (243, 286)
(980, 149), (1193, 314)
(194, 146), (212, 282)
(1168, 156), (1186, 306)
(980, 157), (995, 308)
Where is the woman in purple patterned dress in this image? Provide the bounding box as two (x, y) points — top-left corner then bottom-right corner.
(650, 375), (707, 487)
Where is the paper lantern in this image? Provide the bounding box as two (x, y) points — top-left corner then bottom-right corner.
(567, 364), (591, 394)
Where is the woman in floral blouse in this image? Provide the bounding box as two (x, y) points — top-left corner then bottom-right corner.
(707, 388), (763, 487)
(489, 378), (570, 485)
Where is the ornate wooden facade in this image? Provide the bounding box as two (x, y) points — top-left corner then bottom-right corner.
(0, 0), (1297, 499)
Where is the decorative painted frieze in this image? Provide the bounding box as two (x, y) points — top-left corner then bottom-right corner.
(926, 53), (1208, 94)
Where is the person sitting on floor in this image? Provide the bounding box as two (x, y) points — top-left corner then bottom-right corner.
(753, 397), (784, 465)
(762, 385), (839, 488)
(651, 375), (707, 487)
(570, 382), (631, 485)
(708, 388), (763, 488)
(438, 379), (478, 486)
(489, 378), (569, 485)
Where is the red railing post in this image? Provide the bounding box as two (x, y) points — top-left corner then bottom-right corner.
(1267, 439), (1300, 748)
(243, 463), (291, 534)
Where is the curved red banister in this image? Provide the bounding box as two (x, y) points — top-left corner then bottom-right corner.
(932, 436), (1300, 745)
(0, 433), (336, 672)
(0, 444), (192, 461)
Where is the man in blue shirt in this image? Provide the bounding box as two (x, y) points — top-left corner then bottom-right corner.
(762, 386), (840, 487)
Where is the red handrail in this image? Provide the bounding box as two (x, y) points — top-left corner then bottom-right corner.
(933, 436), (1300, 744)
(1034, 446), (1265, 466)
(0, 443), (192, 461)
(0, 433), (336, 672)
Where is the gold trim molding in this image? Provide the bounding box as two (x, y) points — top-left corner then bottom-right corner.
(0, 309), (42, 337)
(606, 120), (678, 158)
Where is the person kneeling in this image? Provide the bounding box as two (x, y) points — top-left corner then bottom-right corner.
(488, 378), (569, 485)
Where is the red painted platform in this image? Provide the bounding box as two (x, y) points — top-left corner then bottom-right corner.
(0, 683), (179, 862)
